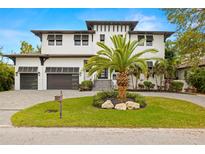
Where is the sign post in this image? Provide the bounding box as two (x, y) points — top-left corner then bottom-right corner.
(54, 90), (63, 119)
(59, 90), (63, 119)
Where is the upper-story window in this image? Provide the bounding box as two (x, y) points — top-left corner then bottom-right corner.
(74, 34), (89, 46)
(146, 35), (154, 46)
(74, 35), (81, 46)
(138, 35), (145, 46)
(100, 34), (105, 42)
(47, 35), (55, 46)
(82, 35), (89, 46)
(47, 34), (63, 46)
(56, 35), (62, 46)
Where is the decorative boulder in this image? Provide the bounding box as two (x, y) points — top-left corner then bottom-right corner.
(101, 100), (114, 109)
(126, 101), (140, 110)
(115, 103), (127, 110)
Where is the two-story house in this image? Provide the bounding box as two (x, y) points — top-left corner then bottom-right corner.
(4, 20), (174, 90)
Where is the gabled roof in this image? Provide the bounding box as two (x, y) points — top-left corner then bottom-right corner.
(86, 20), (138, 30)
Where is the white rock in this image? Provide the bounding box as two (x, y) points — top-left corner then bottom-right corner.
(115, 103), (127, 110)
(126, 101), (140, 110)
(101, 100), (114, 109)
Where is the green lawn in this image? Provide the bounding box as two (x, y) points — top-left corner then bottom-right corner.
(11, 96), (205, 128)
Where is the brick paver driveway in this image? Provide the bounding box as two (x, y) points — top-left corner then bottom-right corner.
(0, 90), (97, 125)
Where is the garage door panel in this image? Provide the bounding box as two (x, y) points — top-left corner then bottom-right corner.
(47, 74), (79, 90)
(20, 73), (38, 90)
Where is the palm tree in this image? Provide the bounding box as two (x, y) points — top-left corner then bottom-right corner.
(129, 64), (144, 89)
(153, 60), (166, 90)
(85, 35), (158, 101)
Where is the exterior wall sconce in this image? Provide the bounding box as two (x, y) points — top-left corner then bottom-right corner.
(38, 72), (40, 76)
(15, 72), (18, 76)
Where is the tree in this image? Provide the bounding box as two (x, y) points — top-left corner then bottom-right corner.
(0, 47), (3, 61)
(85, 35), (158, 101)
(153, 60), (166, 90)
(20, 41), (34, 54)
(163, 9), (205, 67)
(129, 64), (144, 89)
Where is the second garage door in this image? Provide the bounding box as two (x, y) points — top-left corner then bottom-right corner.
(47, 74), (79, 90)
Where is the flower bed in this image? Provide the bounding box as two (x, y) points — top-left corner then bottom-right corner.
(93, 91), (146, 109)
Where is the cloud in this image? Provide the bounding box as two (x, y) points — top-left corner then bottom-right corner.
(126, 13), (163, 31)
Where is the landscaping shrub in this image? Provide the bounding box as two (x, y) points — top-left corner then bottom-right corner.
(186, 68), (205, 93)
(79, 80), (93, 91)
(138, 83), (144, 89)
(93, 91), (146, 108)
(143, 81), (153, 90)
(0, 62), (14, 91)
(169, 80), (184, 92)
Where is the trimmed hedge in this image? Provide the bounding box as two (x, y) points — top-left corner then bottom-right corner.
(79, 80), (93, 91)
(169, 81), (184, 92)
(143, 81), (155, 90)
(93, 91), (146, 108)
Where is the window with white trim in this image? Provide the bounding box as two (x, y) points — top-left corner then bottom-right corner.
(47, 35), (55, 46)
(82, 35), (89, 46)
(47, 34), (63, 46)
(146, 35), (153, 46)
(74, 35), (81, 46)
(100, 34), (105, 42)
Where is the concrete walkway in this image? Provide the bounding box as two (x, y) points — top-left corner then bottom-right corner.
(0, 127), (204, 144)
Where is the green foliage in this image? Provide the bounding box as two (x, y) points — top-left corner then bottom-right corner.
(20, 41), (34, 54)
(11, 96), (205, 128)
(93, 91), (146, 108)
(79, 80), (93, 91)
(0, 62), (14, 91)
(169, 81), (184, 92)
(143, 81), (153, 90)
(20, 41), (41, 54)
(163, 9), (205, 67)
(186, 68), (205, 93)
(85, 35), (158, 77)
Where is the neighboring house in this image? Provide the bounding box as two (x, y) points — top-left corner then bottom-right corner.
(4, 20), (173, 90)
(177, 58), (205, 80)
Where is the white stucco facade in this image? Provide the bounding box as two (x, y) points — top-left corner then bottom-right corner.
(11, 20), (173, 90)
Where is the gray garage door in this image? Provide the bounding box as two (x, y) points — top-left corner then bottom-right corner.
(20, 73), (38, 90)
(47, 74), (79, 90)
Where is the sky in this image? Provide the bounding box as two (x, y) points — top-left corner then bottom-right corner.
(0, 8), (176, 54)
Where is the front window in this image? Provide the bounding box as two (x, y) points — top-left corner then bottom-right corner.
(146, 35), (153, 46)
(98, 69), (108, 79)
(82, 35), (89, 46)
(47, 34), (63, 46)
(74, 35), (81, 46)
(47, 35), (55, 46)
(56, 35), (62, 46)
(100, 34), (105, 42)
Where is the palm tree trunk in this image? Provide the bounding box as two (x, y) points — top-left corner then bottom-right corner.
(117, 71), (129, 102)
